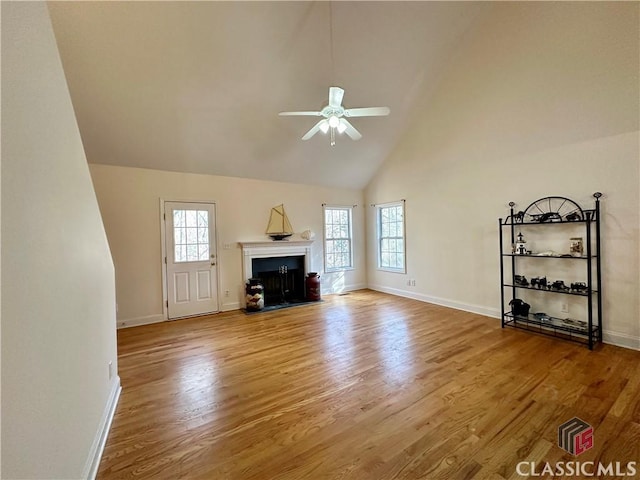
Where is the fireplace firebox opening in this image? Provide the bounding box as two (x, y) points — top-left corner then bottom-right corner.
(251, 255), (305, 306)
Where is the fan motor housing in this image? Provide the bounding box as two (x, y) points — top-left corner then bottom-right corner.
(321, 106), (345, 117)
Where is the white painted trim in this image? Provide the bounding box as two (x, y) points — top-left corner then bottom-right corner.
(323, 205), (354, 273)
(159, 198), (168, 320)
(324, 283), (367, 295)
(117, 314), (165, 329)
(83, 377), (121, 480)
(603, 330), (640, 350)
(240, 241), (314, 284)
(239, 240), (314, 249)
(368, 284), (501, 319)
(374, 201), (407, 274)
(221, 302), (241, 312)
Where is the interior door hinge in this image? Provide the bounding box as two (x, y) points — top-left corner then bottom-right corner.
(166, 300), (168, 308)
(163, 213), (166, 220)
(164, 256), (167, 264)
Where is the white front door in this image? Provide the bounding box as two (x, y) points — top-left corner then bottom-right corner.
(164, 202), (218, 319)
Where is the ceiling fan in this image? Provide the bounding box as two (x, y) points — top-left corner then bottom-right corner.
(279, 86), (390, 146)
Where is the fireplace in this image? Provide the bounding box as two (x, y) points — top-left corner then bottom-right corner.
(251, 255), (305, 306)
(240, 240), (313, 307)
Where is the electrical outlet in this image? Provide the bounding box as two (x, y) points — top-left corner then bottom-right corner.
(223, 243), (231, 250)
(108, 361), (113, 380)
(407, 280), (411, 286)
(561, 303), (569, 313)
(225, 289), (230, 297)
(411, 279), (416, 286)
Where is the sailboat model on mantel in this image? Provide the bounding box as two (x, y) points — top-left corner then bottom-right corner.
(266, 204), (294, 240)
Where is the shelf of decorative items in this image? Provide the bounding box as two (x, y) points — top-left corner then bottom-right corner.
(499, 193), (603, 349)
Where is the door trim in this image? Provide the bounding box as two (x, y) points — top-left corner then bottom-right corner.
(160, 198), (220, 320)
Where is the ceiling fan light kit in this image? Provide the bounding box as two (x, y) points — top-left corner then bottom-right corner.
(279, 86), (390, 146)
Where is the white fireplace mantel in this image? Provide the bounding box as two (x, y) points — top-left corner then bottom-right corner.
(240, 240), (314, 282)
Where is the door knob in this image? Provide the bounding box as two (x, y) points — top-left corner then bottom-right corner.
(211, 262), (216, 266)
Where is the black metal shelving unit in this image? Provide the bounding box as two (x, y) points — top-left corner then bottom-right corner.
(499, 193), (603, 349)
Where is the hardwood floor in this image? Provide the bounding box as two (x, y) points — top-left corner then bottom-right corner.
(98, 290), (640, 479)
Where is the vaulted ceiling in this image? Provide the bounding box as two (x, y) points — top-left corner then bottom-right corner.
(48, 1), (487, 189)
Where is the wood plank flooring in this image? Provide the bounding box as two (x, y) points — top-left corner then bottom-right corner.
(98, 290), (640, 479)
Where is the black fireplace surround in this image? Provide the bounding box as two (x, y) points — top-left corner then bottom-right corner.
(251, 255), (305, 306)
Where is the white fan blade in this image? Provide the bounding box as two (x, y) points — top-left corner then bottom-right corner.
(329, 86), (344, 108)
(279, 111), (323, 116)
(344, 107), (390, 117)
(302, 119), (328, 140)
(339, 118), (362, 141)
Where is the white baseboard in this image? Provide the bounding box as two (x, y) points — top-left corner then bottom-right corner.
(119, 284), (367, 323)
(603, 330), (640, 351)
(117, 314), (165, 329)
(369, 284), (640, 351)
(83, 377), (121, 480)
(368, 284), (501, 319)
(221, 301), (240, 312)
(324, 283), (367, 295)
(345, 283), (367, 292)
(118, 305), (242, 326)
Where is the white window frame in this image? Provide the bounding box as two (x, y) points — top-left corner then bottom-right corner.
(376, 201), (406, 273)
(323, 205), (354, 273)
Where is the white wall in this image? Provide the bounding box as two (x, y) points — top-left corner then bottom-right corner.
(88, 164), (365, 327)
(365, 2), (640, 349)
(1, 3), (120, 478)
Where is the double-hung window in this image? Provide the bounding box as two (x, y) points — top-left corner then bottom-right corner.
(324, 206), (353, 272)
(377, 201), (406, 273)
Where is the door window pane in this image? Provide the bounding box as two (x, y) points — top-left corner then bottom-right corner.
(175, 244), (187, 262)
(173, 209), (210, 263)
(186, 210), (197, 227)
(174, 210), (185, 227)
